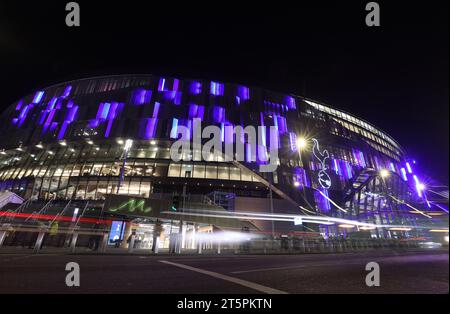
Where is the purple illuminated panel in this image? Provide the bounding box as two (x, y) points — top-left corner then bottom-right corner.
(43, 109), (56, 133)
(15, 100), (23, 111)
(62, 85), (72, 98)
(389, 162), (396, 172)
(132, 89), (152, 105)
(400, 168), (408, 181)
(152, 102), (160, 118)
(158, 78), (166, 92)
(170, 118), (179, 139)
(57, 121), (69, 140)
(406, 162), (413, 174)
(174, 92), (182, 105)
(66, 106), (78, 122)
(314, 189), (331, 212)
(295, 168), (310, 188)
(104, 102), (124, 138)
(17, 105), (32, 127)
(143, 118), (158, 140)
(285, 96), (296, 110)
(95, 102), (111, 120)
(413, 175), (423, 198)
(190, 81), (202, 95)
(57, 105), (78, 140)
(33, 91), (45, 104)
(275, 116), (287, 134)
(212, 106), (225, 123)
(173, 79), (179, 92)
(237, 86), (250, 100)
(289, 132), (297, 151)
(210, 81), (224, 96)
(333, 159), (339, 175)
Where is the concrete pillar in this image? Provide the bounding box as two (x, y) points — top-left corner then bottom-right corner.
(34, 231), (46, 254)
(0, 230), (7, 247)
(128, 234), (136, 253)
(99, 232), (108, 253)
(120, 222), (133, 249)
(70, 232), (79, 253)
(152, 236), (159, 254)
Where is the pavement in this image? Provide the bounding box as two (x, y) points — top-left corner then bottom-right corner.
(0, 250), (448, 294)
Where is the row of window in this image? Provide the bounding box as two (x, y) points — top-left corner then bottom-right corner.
(305, 100), (403, 156)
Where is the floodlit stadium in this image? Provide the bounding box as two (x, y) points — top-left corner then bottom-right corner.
(0, 75), (448, 252)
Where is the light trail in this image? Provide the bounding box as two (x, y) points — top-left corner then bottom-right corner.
(387, 195), (433, 218)
(161, 209), (422, 230)
(312, 188), (348, 213)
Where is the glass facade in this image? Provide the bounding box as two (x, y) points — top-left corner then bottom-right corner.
(0, 74), (436, 237)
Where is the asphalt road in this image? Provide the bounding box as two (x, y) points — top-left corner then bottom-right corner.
(0, 250), (447, 294)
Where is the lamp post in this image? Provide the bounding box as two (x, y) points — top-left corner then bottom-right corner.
(117, 139), (133, 194)
(297, 137), (309, 204)
(297, 137), (307, 168)
(269, 175), (275, 239)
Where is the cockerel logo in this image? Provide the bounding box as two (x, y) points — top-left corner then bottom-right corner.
(312, 138), (332, 189)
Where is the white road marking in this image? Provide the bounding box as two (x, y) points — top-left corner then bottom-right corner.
(159, 260), (288, 294)
(231, 265), (306, 274)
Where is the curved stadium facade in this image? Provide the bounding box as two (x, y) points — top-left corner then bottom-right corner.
(0, 74), (447, 250)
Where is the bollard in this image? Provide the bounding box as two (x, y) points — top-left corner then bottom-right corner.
(70, 232), (79, 253)
(128, 234), (136, 253)
(178, 234), (183, 254)
(234, 242), (239, 254)
(217, 241), (221, 254)
(99, 232), (108, 253)
(197, 240), (203, 254)
(0, 230), (7, 247)
(34, 231), (46, 254)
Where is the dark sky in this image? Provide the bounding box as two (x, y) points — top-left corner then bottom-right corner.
(0, 1), (448, 183)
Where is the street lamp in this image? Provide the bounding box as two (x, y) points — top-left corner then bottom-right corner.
(297, 137), (308, 150)
(297, 137), (308, 168)
(379, 169), (390, 178)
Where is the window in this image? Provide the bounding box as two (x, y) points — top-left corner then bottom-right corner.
(230, 167), (241, 181)
(193, 165), (206, 178)
(218, 166), (229, 180)
(168, 163), (181, 177)
(181, 164), (193, 178)
(241, 169), (252, 181)
(205, 165), (217, 179)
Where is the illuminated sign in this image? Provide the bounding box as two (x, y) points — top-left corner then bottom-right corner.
(312, 138), (331, 189)
(108, 221), (126, 244)
(104, 195), (171, 218)
(110, 198), (152, 214)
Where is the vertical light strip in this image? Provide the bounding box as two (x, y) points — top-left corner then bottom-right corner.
(170, 118), (179, 139)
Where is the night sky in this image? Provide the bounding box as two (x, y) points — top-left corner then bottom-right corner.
(0, 1), (448, 183)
